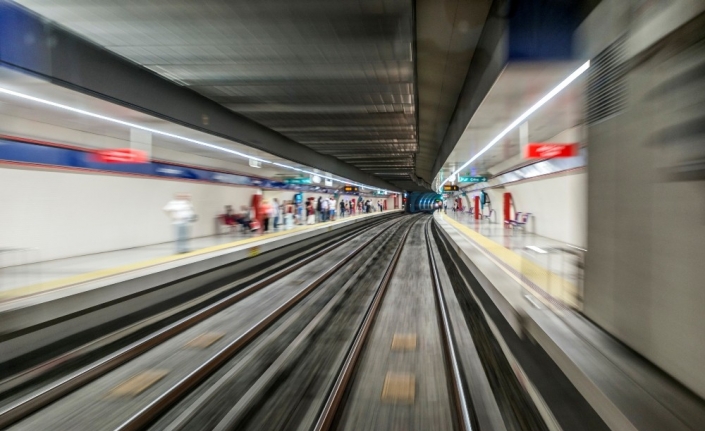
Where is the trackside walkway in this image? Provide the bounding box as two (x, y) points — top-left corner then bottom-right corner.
(0, 211), (395, 301)
(438, 211), (583, 309)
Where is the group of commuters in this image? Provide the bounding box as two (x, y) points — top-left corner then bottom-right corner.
(222, 198), (288, 233)
(164, 192), (387, 254)
(305, 196), (382, 225)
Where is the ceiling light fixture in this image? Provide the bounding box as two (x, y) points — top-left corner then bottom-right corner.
(0, 86), (396, 194)
(438, 60), (590, 192)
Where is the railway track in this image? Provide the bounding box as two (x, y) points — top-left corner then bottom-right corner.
(0, 215), (405, 430)
(2, 213), (550, 431)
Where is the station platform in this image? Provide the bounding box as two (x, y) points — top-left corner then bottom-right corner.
(439, 211), (583, 309)
(432, 212), (705, 431)
(0, 211), (395, 303)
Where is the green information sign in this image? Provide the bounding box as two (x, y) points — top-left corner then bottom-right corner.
(285, 177), (312, 185)
(458, 176), (487, 183)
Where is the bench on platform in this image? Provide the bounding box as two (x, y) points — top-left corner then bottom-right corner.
(483, 209), (496, 222)
(504, 211), (522, 227)
(508, 212), (532, 229)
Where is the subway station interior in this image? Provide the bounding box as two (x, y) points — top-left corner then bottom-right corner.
(0, 0), (704, 430)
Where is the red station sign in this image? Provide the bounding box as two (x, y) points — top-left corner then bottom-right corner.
(92, 148), (149, 163)
(525, 143), (579, 159)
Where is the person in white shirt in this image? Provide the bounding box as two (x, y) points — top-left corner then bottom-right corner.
(163, 193), (195, 253)
(321, 196), (329, 221)
(328, 196), (336, 220)
(272, 198), (280, 230)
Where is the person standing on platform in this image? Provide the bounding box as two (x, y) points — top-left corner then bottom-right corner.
(329, 196), (336, 221)
(163, 193), (196, 254)
(285, 202), (294, 229)
(316, 196), (323, 222)
(306, 200), (315, 224)
(272, 198), (280, 231)
(259, 199), (272, 232)
(340, 199), (345, 218)
(321, 195), (329, 221)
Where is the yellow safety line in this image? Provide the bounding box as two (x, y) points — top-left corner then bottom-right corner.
(0, 213), (381, 301)
(441, 215), (579, 308)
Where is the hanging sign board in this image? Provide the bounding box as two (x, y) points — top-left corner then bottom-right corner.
(525, 143), (579, 159)
(442, 185), (459, 192)
(342, 185), (359, 193)
(458, 176), (487, 183)
(285, 177), (311, 185)
(92, 148), (148, 163)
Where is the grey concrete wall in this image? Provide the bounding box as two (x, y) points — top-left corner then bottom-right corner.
(584, 10), (705, 398)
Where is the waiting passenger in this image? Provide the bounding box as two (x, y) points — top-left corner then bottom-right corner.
(222, 205), (235, 229)
(316, 196), (323, 222)
(329, 196), (336, 220)
(163, 193), (196, 254)
(306, 200), (315, 224)
(259, 199), (272, 232)
(234, 205), (253, 232)
(321, 196), (329, 221)
(283, 202), (294, 229)
(272, 198), (280, 230)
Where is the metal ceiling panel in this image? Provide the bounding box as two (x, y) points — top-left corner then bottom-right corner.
(12, 0), (503, 192)
(14, 0), (425, 189)
(415, 0), (492, 183)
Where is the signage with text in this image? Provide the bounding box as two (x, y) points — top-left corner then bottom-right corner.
(285, 177), (312, 185)
(92, 148), (148, 163)
(342, 185), (360, 193)
(442, 185), (459, 192)
(525, 143), (579, 159)
(458, 176), (487, 183)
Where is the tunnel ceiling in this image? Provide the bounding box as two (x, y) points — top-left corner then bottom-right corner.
(15, 0), (490, 192)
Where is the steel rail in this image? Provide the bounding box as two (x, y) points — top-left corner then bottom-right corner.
(312, 216), (416, 431)
(0, 213), (399, 399)
(112, 217), (407, 431)
(0, 215), (399, 430)
(210, 216), (418, 431)
(425, 218), (475, 431)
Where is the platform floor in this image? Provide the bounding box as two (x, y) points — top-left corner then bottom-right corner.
(436, 211), (705, 431)
(439, 211), (584, 308)
(0, 211), (390, 300)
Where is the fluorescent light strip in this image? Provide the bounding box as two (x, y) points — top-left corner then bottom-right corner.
(438, 60), (590, 192)
(0, 86), (396, 194)
(0, 86), (271, 163)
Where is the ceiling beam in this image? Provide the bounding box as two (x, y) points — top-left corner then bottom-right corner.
(0, 1), (400, 192)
